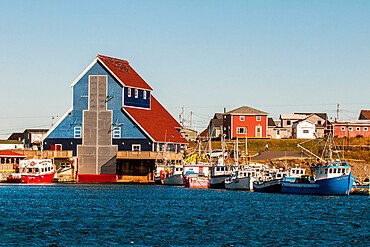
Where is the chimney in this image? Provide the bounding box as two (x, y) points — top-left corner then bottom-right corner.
(224, 107), (227, 113)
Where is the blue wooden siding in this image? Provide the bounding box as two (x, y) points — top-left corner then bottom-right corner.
(123, 87), (150, 109)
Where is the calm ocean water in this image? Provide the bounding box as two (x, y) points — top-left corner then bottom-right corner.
(0, 184), (369, 246)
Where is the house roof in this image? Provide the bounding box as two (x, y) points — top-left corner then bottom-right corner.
(7, 133), (24, 141)
(0, 151), (25, 157)
(213, 113), (223, 120)
(123, 96), (188, 144)
(268, 118), (276, 127)
(198, 129), (209, 138)
(24, 129), (49, 133)
(226, 106), (268, 115)
(327, 119), (370, 126)
(279, 114), (306, 120)
(294, 112), (328, 120)
(97, 55), (153, 91)
(359, 110), (370, 120)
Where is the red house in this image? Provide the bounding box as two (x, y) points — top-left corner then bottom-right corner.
(325, 119), (370, 138)
(223, 106), (269, 139)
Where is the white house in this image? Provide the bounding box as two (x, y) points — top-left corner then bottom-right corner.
(292, 120), (316, 139)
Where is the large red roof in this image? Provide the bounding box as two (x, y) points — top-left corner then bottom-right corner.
(97, 55), (153, 91)
(123, 96), (188, 144)
(0, 151), (25, 157)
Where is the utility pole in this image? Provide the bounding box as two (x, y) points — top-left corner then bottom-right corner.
(336, 104), (340, 120)
(182, 106), (185, 128)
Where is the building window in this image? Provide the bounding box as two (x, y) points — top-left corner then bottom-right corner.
(143, 91), (147, 100)
(112, 127), (121, 139)
(74, 127), (82, 138)
(349, 127), (353, 131)
(240, 116), (245, 121)
(132, 144), (141, 151)
(287, 120), (291, 126)
(303, 130), (309, 134)
(277, 130), (280, 135)
(365, 127), (368, 131)
(256, 116), (261, 121)
(135, 89), (138, 98)
(128, 88), (131, 97)
(236, 127), (245, 134)
(318, 121), (322, 125)
(356, 127), (360, 131)
(341, 127), (345, 131)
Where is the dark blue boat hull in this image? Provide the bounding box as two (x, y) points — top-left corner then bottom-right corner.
(253, 179), (282, 193)
(281, 174), (355, 195)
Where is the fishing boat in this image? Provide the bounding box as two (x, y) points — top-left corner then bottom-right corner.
(8, 159), (55, 183)
(183, 154), (211, 188)
(163, 164), (184, 185)
(225, 163), (265, 190)
(253, 168), (289, 193)
(281, 134), (354, 195)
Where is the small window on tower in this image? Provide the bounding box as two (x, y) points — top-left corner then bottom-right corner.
(74, 127), (82, 138)
(112, 127), (121, 139)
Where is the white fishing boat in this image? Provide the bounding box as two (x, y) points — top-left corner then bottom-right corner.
(225, 163), (265, 190)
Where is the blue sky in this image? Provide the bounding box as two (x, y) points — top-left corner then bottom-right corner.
(0, 0), (369, 137)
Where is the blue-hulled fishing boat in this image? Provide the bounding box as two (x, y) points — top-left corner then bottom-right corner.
(281, 133), (355, 195)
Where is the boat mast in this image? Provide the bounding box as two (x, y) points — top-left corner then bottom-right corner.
(236, 137), (239, 166)
(245, 127), (248, 165)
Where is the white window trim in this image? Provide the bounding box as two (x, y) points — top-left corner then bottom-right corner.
(74, 126), (82, 138)
(240, 116), (245, 121)
(143, 91), (147, 100)
(341, 127), (345, 131)
(356, 127), (360, 131)
(349, 127), (353, 131)
(128, 88), (131, 97)
(364, 127), (368, 131)
(256, 116), (261, 121)
(132, 144), (141, 151)
(135, 89), (138, 98)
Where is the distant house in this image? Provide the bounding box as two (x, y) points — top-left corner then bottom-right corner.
(292, 120), (316, 139)
(23, 129), (49, 150)
(208, 113), (223, 139)
(7, 133), (24, 142)
(325, 119), (370, 138)
(0, 140), (24, 150)
(223, 106), (268, 139)
(280, 113), (327, 138)
(294, 113), (327, 138)
(180, 128), (198, 141)
(359, 110), (370, 120)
